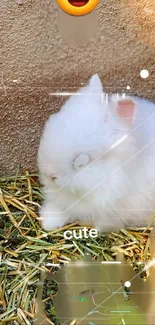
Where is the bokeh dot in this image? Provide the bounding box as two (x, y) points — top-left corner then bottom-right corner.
(125, 281), (131, 288)
(140, 69), (149, 79)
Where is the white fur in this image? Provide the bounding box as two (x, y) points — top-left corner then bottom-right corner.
(38, 74), (155, 232)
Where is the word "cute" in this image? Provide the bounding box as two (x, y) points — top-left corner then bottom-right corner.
(64, 227), (98, 240)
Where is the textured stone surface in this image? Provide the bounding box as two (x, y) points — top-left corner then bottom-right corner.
(1, 0), (155, 175)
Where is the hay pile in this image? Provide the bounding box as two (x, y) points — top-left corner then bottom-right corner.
(0, 172), (153, 324)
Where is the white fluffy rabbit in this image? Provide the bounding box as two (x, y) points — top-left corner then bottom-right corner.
(38, 74), (155, 232)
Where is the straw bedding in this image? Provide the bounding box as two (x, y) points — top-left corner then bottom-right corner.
(0, 171), (153, 324)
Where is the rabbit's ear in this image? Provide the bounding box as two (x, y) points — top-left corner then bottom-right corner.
(115, 98), (136, 127)
(88, 74), (103, 95)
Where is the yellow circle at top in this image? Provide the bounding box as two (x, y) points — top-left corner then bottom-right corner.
(56, 0), (100, 16)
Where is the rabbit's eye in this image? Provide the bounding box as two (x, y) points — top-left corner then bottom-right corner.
(73, 153), (90, 171)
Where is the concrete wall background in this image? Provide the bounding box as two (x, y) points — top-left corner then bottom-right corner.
(1, 0), (155, 175)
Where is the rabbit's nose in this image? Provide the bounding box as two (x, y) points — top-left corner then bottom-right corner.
(51, 174), (57, 181)
(73, 153), (90, 171)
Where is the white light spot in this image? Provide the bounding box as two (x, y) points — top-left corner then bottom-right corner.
(144, 258), (155, 271)
(126, 85), (130, 90)
(105, 93), (109, 103)
(125, 281), (131, 288)
(111, 134), (128, 149)
(101, 261), (121, 264)
(42, 233), (48, 237)
(140, 69), (149, 79)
